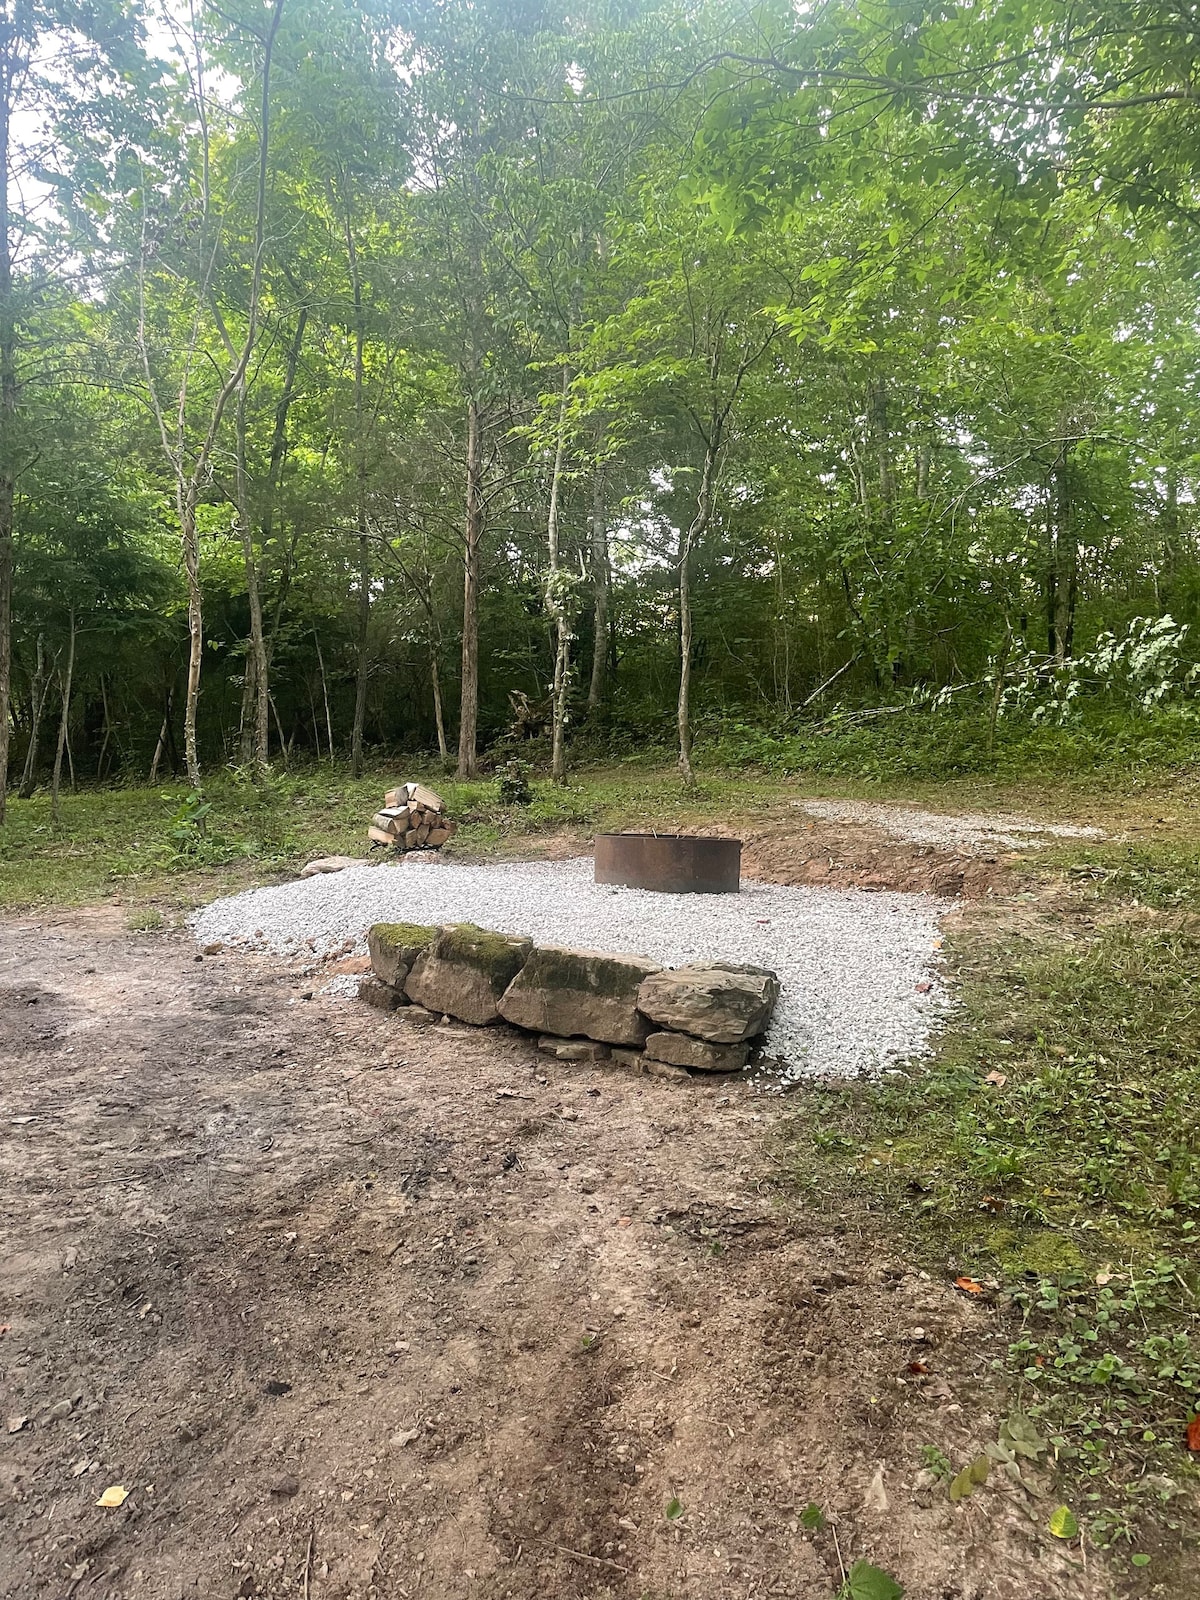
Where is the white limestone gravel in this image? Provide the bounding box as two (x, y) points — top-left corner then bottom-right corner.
(798, 798), (1103, 853)
(192, 856), (951, 1082)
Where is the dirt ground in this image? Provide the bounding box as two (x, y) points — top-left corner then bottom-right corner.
(0, 852), (1123, 1600)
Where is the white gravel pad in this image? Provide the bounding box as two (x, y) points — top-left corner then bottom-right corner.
(191, 857), (951, 1082)
(797, 798), (1103, 853)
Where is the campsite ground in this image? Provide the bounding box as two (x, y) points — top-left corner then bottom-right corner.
(1, 761), (1198, 1599)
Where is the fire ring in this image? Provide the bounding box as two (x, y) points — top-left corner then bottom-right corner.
(593, 833), (742, 895)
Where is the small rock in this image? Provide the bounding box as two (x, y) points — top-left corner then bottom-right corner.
(609, 1048), (647, 1074)
(270, 1475), (300, 1497)
(202, 943), (222, 957)
(390, 1427), (421, 1449)
(644, 1032), (747, 1072)
(299, 856), (361, 878)
(539, 1037), (611, 1062)
(37, 1399), (72, 1424)
(358, 976), (405, 1012)
(263, 1379), (292, 1397)
(643, 1058), (691, 1083)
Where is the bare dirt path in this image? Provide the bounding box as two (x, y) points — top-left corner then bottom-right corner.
(0, 908), (1110, 1600)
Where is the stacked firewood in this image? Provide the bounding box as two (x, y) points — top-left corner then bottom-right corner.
(368, 782), (457, 852)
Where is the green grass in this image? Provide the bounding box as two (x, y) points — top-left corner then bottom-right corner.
(778, 914), (1200, 1556)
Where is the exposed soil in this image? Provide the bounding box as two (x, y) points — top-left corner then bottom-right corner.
(526, 814), (1020, 899)
(0, 902), (1116, 1600)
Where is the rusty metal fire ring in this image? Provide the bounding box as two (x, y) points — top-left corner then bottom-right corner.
(593, 833), (742, 894)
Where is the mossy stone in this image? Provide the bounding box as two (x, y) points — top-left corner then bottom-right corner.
(404, 924), (533, 1025)
(368, 922), (437, 989)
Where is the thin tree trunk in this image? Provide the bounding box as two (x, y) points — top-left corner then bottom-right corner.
(307, 677), (322, 759)
(180, 485), (205, 784)
(238, 647), (256, 764)
(587, 463), (608, 712)
(430, 644), (448, 760)
(457, 396), (483, 778)
(234, 376), (270, 767)
(97, 672), (112, 778)
(313, 628), (334, 760)
(51, 610), (75, 826)
(678, 436), (719, 787)
(269, 694), (289, 767)
(347, 217), (369, 779)
(546, 364), (571, 784)
(19, 632), (46, 796)
(1050, 452), (1077, 663)
(149, 709), (169, 784)
(0, 39), (16, 824)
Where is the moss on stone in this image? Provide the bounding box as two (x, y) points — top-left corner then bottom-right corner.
(525, 945), (657, 999)
(371, 921), (438, 955)
(436, 923), (530, 982)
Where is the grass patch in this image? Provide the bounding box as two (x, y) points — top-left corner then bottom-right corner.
(780, 916), (1200, 1545)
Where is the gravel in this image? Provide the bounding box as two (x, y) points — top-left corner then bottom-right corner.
(798, 798), (1103, 853)
(191, 857), (950, 1082)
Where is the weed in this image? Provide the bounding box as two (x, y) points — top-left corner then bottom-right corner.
(124, 907), (163, 932)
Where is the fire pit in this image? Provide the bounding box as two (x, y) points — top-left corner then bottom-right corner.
(594, 833), (741, 894)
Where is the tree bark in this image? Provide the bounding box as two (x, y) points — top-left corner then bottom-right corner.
(0, 33), (16, 824)
(587, 464), (608, 712)
(546, 364), (571, 784)
(50, 609), (75, 826)
(180, 484), (204, 786)
(346, 211), (369, 779)
(430, 643), (448, 760)
(1049, 452), (1077, 663)
(234, 375), (270, 767)
(457, 397), (483, 778)
(313, 627), (334, 760)
(678, 436), (719, 786)
(19, 632), (47, 797)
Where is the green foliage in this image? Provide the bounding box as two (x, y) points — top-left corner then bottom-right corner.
(496, 760), (534, 806)
(840, 1560), (904, 1600)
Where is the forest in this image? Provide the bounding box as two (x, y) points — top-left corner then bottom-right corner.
(2, 0), (1199, 813)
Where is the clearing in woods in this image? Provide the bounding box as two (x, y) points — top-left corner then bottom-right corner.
(0, 782), (1195, 1600)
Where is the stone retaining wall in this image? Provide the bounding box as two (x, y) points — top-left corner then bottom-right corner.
(360, 921), (779, 1078)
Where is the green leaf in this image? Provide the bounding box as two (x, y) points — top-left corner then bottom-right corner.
(1131, 1554), (1150, 1568)
(665, 1497), (685, 1522)
(847, 1560), (905, 1600)
(800, 1501), (826, 1531)
(1048, 1505), (1080, 1540)
(948, 1453), (990, 1500)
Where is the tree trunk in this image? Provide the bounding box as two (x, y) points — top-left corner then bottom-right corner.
(0, 45), (15, 825)
(430, 642), (448, 760)
(97, 671), (112, 778)
(50, 609), (75, 826)
(347, 221), (369, 779)
(19, 632), (46, 796)
(587, 464), (608, 712)
(313, 628), (334, 760)
(457, 396), (483, 778)
(234, 376), (270, 767)
(181, 485), (204, 786)
(678, 436), (719, 786)
(149, 708), (169, 784)
(546, 364), (571, 784)
(1049, 453), (1077, 663)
